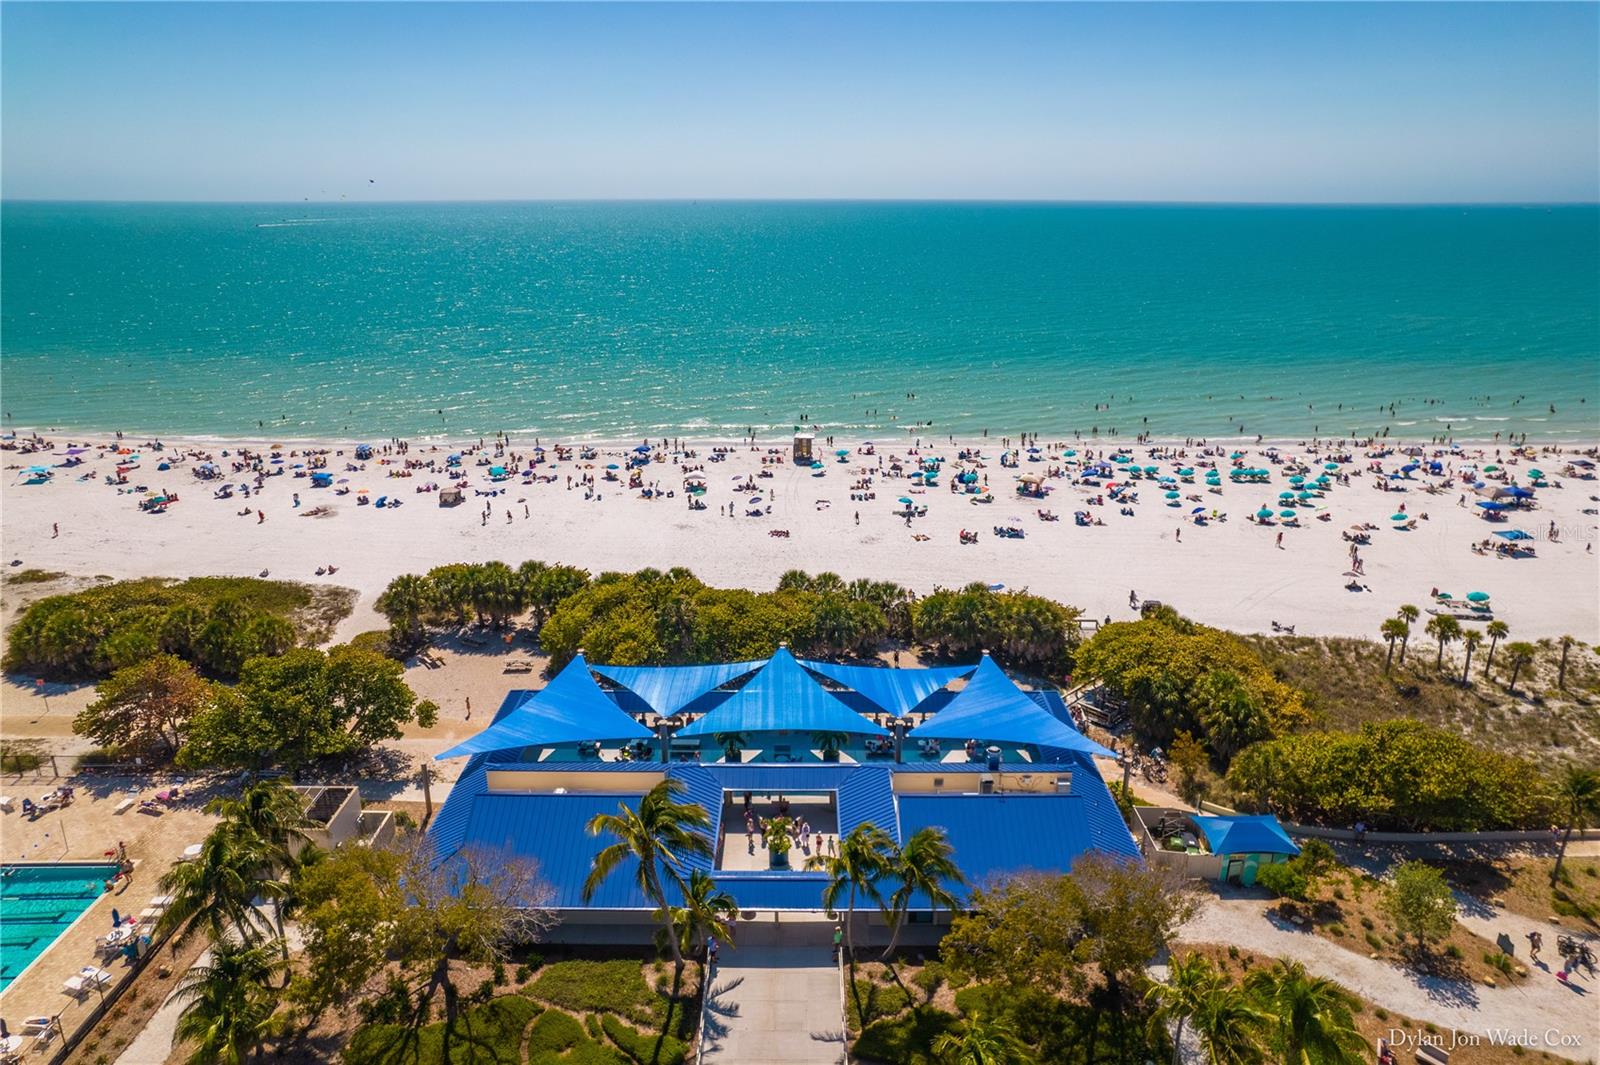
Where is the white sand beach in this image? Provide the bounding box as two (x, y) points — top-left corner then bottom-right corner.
(3, 434), (1597, 645)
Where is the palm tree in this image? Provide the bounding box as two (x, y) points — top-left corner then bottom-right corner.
(1146, 953), (1221, 1065)
(1244, 959), (1364, 1065)
(880, 827), (963, 962)
(205, 780), (312, 868)
(1459, 630), (1482, 685)
(203, 780), (314, 962)
(375, 573), (432, 650)
(583, 779), (712, 981)
(157, 830), (282, 951)
(1504, 641), (1537, 695)
(172, 941), (284, 1065)
(930, 1012), (1031, 1065)
(1483, 620), (1509, 677)
(1379, 619), (1407, 674)
(1424, 615), (1460, 671)
(1190, 983), (1270, 1065)
(1395, 605), (1420, 663)
(1557, 635), (1579, 689)
(1551, 767), (1600, 886)
(655, 869), (739, 979)
(806, 822), (894, 976)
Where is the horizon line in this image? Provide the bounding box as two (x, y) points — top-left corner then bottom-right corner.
(4, 196), (1599, 209)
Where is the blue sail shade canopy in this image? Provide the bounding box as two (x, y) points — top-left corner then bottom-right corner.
(589, 660), (764, 718)
(908, 654), (1113, 757)
(436, 654), (652, 759)
(800, 660), (975, 717)
(676, 647), (887, 737)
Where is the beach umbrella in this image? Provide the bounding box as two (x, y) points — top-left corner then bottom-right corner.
(1324, 462), (1339, 471)
(811, 461), (824, 469)
(1289, 475), (1305, 484)
(1529, 469), (1544, 478)
(1063, 449), (1077, 457)
(605, 463), (619, 470)
(1466, 591), (1491, 602)
(1144, 465), (1159, 474)
(337, 478), (349, 484)
(898, 497), (913, 505)
(1231, 451), (1246, 459)
(1484, 464), (1500, 472)
(1390, 512), (1409, 521)
(1165, 490), (1180, 499)
(1027, 447), (1041, 454)
(1506, 486), (1534, 498)
(634, 444), (652, 453)
(1192, 506), (1205, 514)
(1494, 529), (1533, 541)
(835, 449), (850, 456)
(1297, 490), (1314, 499)
(1178, 468), (1195, 476)
(1256, 506), (1273, 518)
(1278, 491), (1295, 500)
(1279, 509), (1297, 518)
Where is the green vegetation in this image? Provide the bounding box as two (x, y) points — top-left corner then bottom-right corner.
(911, 581), (1083, 674)
(1254, 839), (1337, 903)
(178, 645), (439, 769)
(345, 995), (542, 1065)
(75, 654), (223, 761)
(1383, 861), (1459, 949)
(1226, 720), (1549, 831)
(375, 561), (590, 652)
(1074, 611), (1309, 764)
(2, 568), (67, 584)
(3, 576), (353, 680)
(0, 740), (46, 774)
(527, 960), (670, 1031)
(377, 562), (1082, 675)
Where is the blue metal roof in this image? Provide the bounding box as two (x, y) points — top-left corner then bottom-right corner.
(591, 660), (764, 718)
(908, 656), (1112, 757)
(676, 648), (887, 738)
(436, 654), (653, 759)
(1194, 815), (1300, 857)
(897, 794), (1098, 905)
(800, 660), (976, 716)
(455, 791), (658, 908)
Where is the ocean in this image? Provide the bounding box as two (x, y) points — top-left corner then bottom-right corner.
(2, 201), (1596, 442)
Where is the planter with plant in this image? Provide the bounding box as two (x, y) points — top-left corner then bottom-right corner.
(814, 731), (848, 763)
(767, 815), (794, 868)
(716, 732), (747, 764)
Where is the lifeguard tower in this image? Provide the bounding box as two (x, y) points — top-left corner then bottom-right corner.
(793, 431), (815, 464)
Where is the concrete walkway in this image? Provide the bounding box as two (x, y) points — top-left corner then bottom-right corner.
(700, 918), (845, 1065)
(1177, 893), (1598, 1063)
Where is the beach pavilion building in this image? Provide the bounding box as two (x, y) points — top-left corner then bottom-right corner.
(429, 646), (1137, 943)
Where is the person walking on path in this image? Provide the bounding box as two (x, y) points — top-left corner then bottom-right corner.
(1528, 930), (1542, 963)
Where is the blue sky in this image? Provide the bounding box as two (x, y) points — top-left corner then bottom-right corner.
(2, 2), (1596, 203)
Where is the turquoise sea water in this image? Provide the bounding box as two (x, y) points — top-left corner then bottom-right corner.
(2, 202), (1596, 442)
(0, 862), (120, 990)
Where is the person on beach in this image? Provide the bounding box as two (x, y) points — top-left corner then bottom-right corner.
(51, 522), (58, 538)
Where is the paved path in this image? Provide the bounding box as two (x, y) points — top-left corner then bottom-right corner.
(700, 944), (845, 1065)
(1177, 894), (1598, 1063)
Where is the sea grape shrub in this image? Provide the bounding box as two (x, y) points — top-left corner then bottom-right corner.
(4, 577), (302, 680)
(1226, 720), (1548, 832)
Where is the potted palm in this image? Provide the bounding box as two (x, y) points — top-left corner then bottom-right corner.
(814, 731), (848, 763)
(767, 815), (794, 868)
(716, 732), (747, 764)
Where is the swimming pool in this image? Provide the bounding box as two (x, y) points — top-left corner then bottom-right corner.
(0, 863), (120, 991)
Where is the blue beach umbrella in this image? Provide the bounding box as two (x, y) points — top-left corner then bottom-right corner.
(1278, 491), (1295, 500)
(898, 497), (913, 505)
(1256, 506), (1273, 518)
(1466, 591), (1490, 602)
(1165, 490), (1180, 499)
(1390, 512), (1409, 521)
(1324, 463), (1339, 471)
(1279, 509), (1297, 518)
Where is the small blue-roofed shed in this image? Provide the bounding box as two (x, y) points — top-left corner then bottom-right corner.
(1193, 814), (1299, 886)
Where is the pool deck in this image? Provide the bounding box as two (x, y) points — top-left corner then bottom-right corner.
(0, 772), (220, 1050)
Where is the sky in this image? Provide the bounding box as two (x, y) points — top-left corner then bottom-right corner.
(2, 2), (1596, 203)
